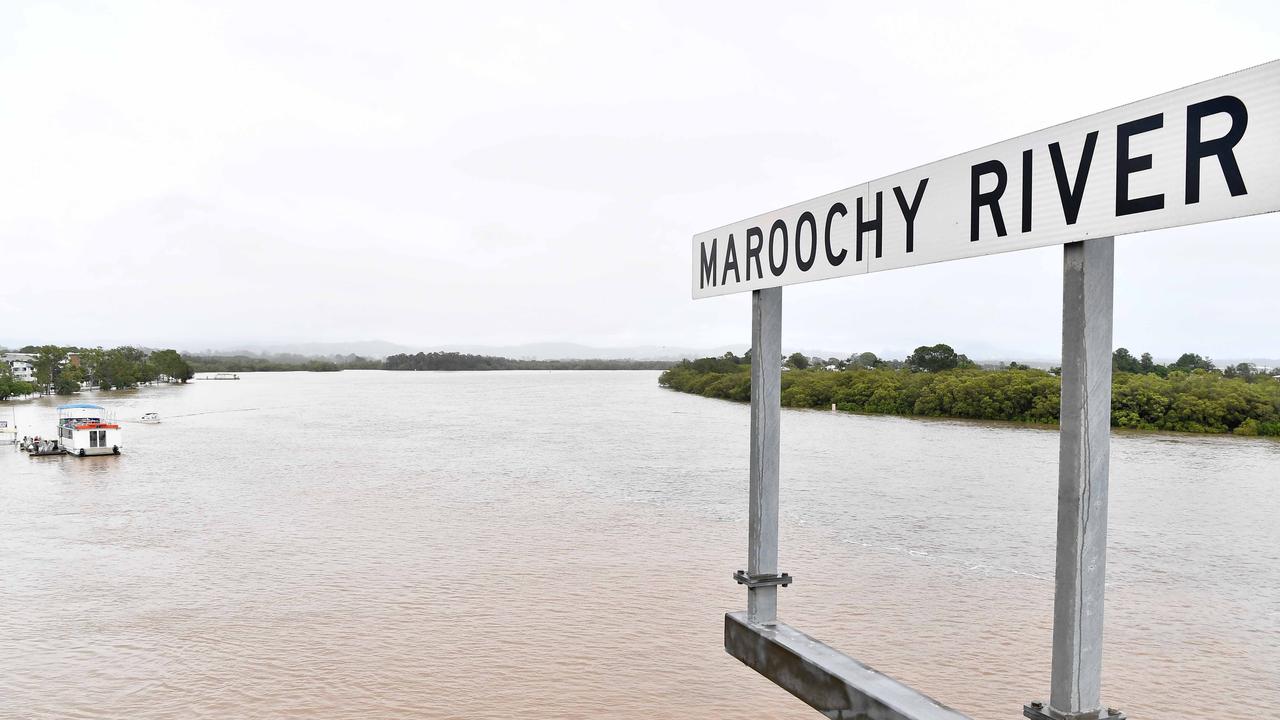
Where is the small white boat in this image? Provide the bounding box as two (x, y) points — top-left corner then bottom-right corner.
(140, 412), (161, 424)
(210, 373), (240, 380)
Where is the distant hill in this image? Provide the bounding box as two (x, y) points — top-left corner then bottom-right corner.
(199, 340), (415, 359)
(181, 340), (1280, 369)
(194, 340), (770, 362)
(429, 342), (754, 361)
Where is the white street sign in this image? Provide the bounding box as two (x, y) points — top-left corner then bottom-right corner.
(693, 60), (1280, 298)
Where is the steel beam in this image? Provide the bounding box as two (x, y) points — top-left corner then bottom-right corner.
(725, 612), (972, 720)
(748, 287), (783, 624)
(1045, 238), (1117, 719)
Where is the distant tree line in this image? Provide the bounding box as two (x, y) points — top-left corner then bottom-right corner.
(184, 353), (383, 373)
(187, 351), (672, 372)
(771, 344), (976, 373)
(3, 346), (675, 394)
(383, 351), (674, 371)
(0, 345), (193, 398)
(1110, 347), (1267, 379)
(659, 345), (1280, 437)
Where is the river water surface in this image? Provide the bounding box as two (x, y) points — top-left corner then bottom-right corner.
(1, 371), (1277, 718)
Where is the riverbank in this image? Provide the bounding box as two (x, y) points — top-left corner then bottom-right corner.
(659, 362), (1280, 436)
(3, 346), (677, 401)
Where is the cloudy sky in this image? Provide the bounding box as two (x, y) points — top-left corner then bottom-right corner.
(1, 1), (1277, 360)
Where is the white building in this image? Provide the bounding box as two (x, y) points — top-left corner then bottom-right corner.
(2, 353), (37, 382)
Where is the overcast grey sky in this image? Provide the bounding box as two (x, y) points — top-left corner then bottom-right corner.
(1, 1), (1277, 359)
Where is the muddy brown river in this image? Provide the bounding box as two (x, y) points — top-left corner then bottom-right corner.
(1, 371), (1276, 718)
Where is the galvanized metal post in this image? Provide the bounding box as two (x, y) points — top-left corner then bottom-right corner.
(1028, 238), (1121, 720)
(747, 287), (782, 624)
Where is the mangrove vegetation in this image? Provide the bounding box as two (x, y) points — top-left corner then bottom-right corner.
(659, 346), (1280, 436)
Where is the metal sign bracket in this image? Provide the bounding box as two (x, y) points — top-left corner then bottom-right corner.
(733, 570), (792, 588)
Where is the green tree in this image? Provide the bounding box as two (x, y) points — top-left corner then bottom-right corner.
(0, 365), (38, 400)
(77, 347), (105, 386)
(847, 351), (881, 369)
(31, 345), (66, 387)
(58, 364), (85, 391)
(150, 349), (194, 383)
(94, 347), (146, 390)
(786, 352), (810, 370)
(906, 344), (965, 372)
(1113, 348), (1142, 373)
(1232, 362), (1257, 381)
(1172, 353), (1215, 372)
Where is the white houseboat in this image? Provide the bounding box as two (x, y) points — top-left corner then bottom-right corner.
(57, 404), (123, 456)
